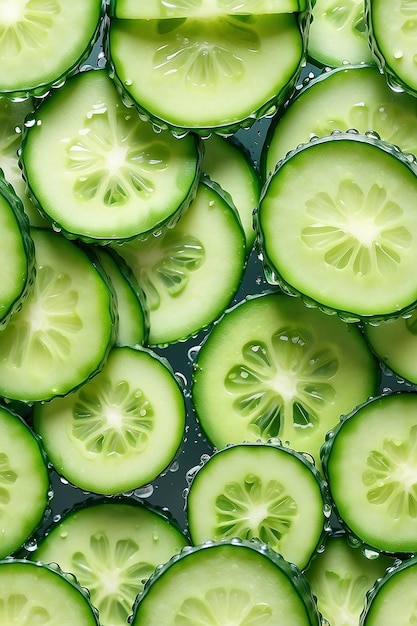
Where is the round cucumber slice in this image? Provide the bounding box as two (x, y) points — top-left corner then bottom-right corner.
(263, 64), (417, 180)
(192, 291), (378, 469)
(322, 392), (417, 554)
(108, 14), (307, 134)
(32, 498), (189, 626)
(0, 228), (116, 403)
(186, 442), (328, 570)
(131, 540), (322, 625)
(0, 405), (50, 559)
(21, 69), (202, 243)
(0, 559), (100, 625)
(32, 346), (186, 495)
(110, 0), (309, 18)
(257, 132), (417, 321)
(0, 0), (103, 98)
(114, 178), (246, 346)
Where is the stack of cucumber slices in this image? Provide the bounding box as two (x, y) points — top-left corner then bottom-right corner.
(2, 0), (417, 624)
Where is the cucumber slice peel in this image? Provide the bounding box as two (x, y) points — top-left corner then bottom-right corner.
(110, 0), (309, 18)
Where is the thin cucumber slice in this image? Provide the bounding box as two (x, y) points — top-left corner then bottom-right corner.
(257, 132), (417, 321)
(365, 0), (417, 97)
(110, 0), (309, 18)
(0, 0), (103, 98)
(305, 533), (393, 625)
(131, 540), (322, 625)
(0, 171), (35, 329)
(202, 134), (260, 254)
(93, 246), (148, 348)
(32, 345), (186, 495)
(0, 560), (99, 625)
(263, 64), (417, 180)
(32, 498), (189, 626)
(321, 392), (417, 554)
(185, 442), (328, 570)
(114, 178), (246, 346)
(361, 556), (417, 625)
(0, 405), (50, 559)
(308, 0), (374, 67)
(21, 69), (202, 243)
(0, 228), (116, 403)
(191, 291), (378, 469)
(108, 14), (307, 134)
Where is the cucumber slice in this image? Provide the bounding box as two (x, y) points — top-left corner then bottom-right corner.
(108, 14), (307, 134)
(361, 555), (417, 625)
(0, 170), (35, 329)
(202, 134), (261, 254)
(322, 392), (417, 554)
(0, 405), (50, 559)
(308, 0), (374, 67)
(32, 498), (189, 626)
(131, 540), (322, 625)
(305, 533), (393, 625)
(114, 178), (246, 346)
(21, 69), (202, 243)
(263, 64), (417, 180)
(0, 0), (103, 97)
(366, 0), (417, 97)
(0, 560), (99, 625)
(0, 228), (116, 403)
(191, 291), (378, 469)
(185, 442), (328, 570)
(110, 0), (308, 18)
(257, 132), (417, 321)
(32, 345), (186, 495)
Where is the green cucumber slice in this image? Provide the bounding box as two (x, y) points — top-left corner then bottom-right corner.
(305, 533), (393, 625)
(202, 133), (261, 253)
(263, 64), (417, 180)
(114, 178), (246, 346)
(321, 392), (417, 554)
(365, 0), (417, 97)
(32, 345), (186, 494)
(0, 405), (50, 559)
(21, 69), (202, 243)
(0, 228), (116, 403)
(110, 0), (308, 18)
(0, 0), (103, 98)
(0, 560), (99, 625)
(257, 132), (417, 321)
(186, 442), (328, 570)
(108, 14), (307, 134)
(32, 498), (189, 626)
(191, 291), (378, 469)
(308, 0), (374, 67)
(0, 171), (34, 329)
(131, 540), (322, 625)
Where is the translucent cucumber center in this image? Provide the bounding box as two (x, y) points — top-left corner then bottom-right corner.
(323, 0), (366, 37)
(214, 474), (298, 548)
(72, 378), (154, 456)
(313, 570), (370, 624)
(0, 594), (51, 625)
(0, 452), (17, 507)
(0, 0), (60, 56)
(175, 587), (272, 625)
(224, 329), (338, 440)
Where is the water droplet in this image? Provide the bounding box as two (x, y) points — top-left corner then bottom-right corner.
(134, 484), (154, 498)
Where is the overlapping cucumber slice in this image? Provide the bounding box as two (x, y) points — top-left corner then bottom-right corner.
(110, 0), (308, 18)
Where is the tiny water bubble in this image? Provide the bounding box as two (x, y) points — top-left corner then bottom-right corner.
(24, 537), (38, 552)
(363, 547), (381, 560)
(134, 484), (154, 499)
(169, 460), (179, 473)
(187, 345), (200, 363)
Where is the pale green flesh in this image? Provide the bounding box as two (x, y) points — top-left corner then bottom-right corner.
(115, 182), (246, 346)
(0, 561), (98, 625)
(132, 543), (317, 625)
(0, 228), (114, 402)
(109, 15), (304, 131)
(33, 346), (186, 494)
(112, 0), (307, 18)
(0, 0), (101, 94)
(186, 444), (325, 570)
(259, 137), (417, 318)
(22, 69), (200, 241)
(33, 501), (188, 626)
(363, 562), (417, 625)
(324, 393), (417, 553)
(192, 292), (377, 469)
(0, 407), (49, 559)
